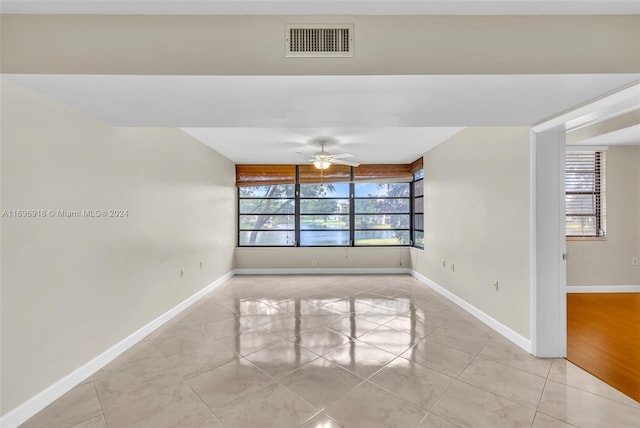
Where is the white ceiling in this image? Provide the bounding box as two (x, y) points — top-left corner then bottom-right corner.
(2, 0), (639, 15)
(4, 73), (639, 163)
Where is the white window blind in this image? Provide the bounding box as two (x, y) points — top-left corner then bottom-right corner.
(565, 151), (606, 238)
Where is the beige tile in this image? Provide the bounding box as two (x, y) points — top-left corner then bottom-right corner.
(165, 338), (239, 378)
(104, 382), (221, 428)
(95, 355), (183, 412)
(300, 413), (344, 428)
(353, 300), (395, 312)
(187, 359), (272, 413)
(364, 297), (413, 314)
(323, 340), (397, 378)
(218, 327), (282, 356)
(458, 356), (546, 408)
(548, 359), (640, 408)
(93, 341), (164, 380)
(353, 303), (399, 325)
(325, 315), (381, 339)
(323, 299), (356, 314)
(21, 383), (102, 428)
(326, 381), (426, 428)
(369, 357), (454, 410)
(214, 381), (316, 428)
(531, 412), (577, 428)
(152, 320), (224, 358)
(382, 314), (438, 339)
(401, 339), (475, 377)
(479, 335), (553, 378)
(538, 380), (640, 428)
(236, 299), (280, 316)
(244, 339), (320, 378)
(279, 357), (364, 409)
(69, 414), (107, 428)
(295, 327), (351, 356)
(177, 303), (236, 325)
(416, 412), (461, 428)
(428, 325), (492, 354)
(358, 326), (416, 355)
(264, 313), (335, 339)
(432, 381), (536, 428)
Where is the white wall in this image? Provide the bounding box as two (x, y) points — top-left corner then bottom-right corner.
(235, 246), (410, 271)
(567, 145), (640, 286)
(0, 81), (236, 415)
(411, 127), (531, 339)
(2, 15), (639, 75)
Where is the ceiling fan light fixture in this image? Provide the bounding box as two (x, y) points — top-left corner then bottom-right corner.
(313, 160), (331, 170)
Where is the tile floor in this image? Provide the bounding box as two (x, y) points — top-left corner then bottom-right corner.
(20, 275), (640, 428)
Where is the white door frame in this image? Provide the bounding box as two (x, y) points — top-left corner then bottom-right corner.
(529, 83), (640, 358)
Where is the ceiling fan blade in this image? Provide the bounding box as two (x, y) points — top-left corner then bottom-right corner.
(332, 159), (361, 167)
(332, 153), (354, 159)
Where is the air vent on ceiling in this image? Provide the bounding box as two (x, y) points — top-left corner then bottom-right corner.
(285, 24), (354, 58)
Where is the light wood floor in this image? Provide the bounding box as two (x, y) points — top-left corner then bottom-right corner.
(567, 293), (640, 402)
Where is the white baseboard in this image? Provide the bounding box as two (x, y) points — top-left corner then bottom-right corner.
(235, 267), (412, 275)
(410, 270), (532, 354)
(0, 270), (236, 428)
(567, 285), (640, 293)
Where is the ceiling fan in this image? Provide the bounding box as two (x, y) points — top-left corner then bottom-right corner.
(304, 141), (360, 170)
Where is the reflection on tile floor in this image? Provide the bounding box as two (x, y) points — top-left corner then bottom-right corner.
(20, 275), (640, 427)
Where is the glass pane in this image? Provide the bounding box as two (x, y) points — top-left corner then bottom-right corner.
(354, 183), (410, 197)
(239, 199), (294, 214)
(300, 199), (349, 214)
(566, 194), (595, 214)
(414, 214), (424, 230)
(355, 215), (409, 229)
(355, 230), (410, 246)
(566, 173), (595, 192)
(239, 215), (294, 230)
(355, 199), (410, 214)
(300, 231), (350, 246)
(413, 170), (424, 180)
(239, 231), (296, 246)
(566, 216), (596, 236)
(239, 185), (295, 198)
(301, 215), (349, 230)
(414, 179), (424, 197)
(414, 196), (424, 214)
(300, 183), (350, 198)
(566, 153), (595, 171)
(414, 231), (424, 248)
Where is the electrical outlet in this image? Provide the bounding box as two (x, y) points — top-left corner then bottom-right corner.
(632, 257), (639, 266)
(493, 280), (499, 291)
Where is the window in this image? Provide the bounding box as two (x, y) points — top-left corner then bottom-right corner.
(300, 183), (351, 246)
(412, 169), (424, 248)
(238, 185), (296, 246)
(354, 182), (410, 246)
(237, 162), (423, 247)
(565, 150), (606, 238)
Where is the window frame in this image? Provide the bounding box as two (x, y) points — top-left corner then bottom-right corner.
(353, 182), (411, 247)
(565, 150), (606, 239)
(236, 164), (421, 247)
(299, 182), (352, 247)
(412, 169), (424, 249)
(237, 184), (297, 247)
